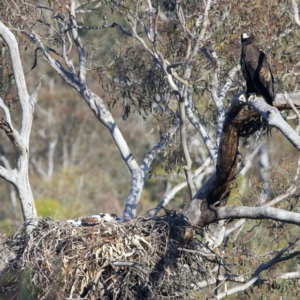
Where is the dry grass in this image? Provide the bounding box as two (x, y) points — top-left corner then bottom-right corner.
(0, 212), (215, 299)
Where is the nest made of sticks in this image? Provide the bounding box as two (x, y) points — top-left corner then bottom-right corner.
(238, 116), (264, 138)
(1, 212), (216, 300)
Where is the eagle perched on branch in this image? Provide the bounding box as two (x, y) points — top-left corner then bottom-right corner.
(240, 33), (276, 105)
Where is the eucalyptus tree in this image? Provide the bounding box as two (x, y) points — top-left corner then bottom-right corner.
(1, 0), (300, 297)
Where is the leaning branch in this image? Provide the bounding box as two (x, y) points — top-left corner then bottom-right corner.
(248, 96), (300, 150)
(179, 87), (196, 198)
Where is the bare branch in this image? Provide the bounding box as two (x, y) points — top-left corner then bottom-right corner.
(258, 144), (270, 204)
(219, 66), (240, 102)
(110, 22), (134, 38)
(191, 274), (247, 290)
(238, 132), (266, 174)
(180, 87), (196, 198)
(29, 75), (43, 106)
(0, 22), (29, 106)
(149, 157), (212, 217)
(249, 96), (300, 150)
(193, 270), (300, 291)
(124, 118), (179, 220)
(185, 106), (218, 165)
(205, 220), (226, 249)
(0, 97), (12, 124)
(25, 31), (80, 91)
(283, 92), (300, 134)
(0, 165), (15, 184)
(216, 237), (300, 299)
(207, 206), (300, 226)
(25, 24), (143, 222)
(31, 157), (47, 180)
(58, 21), (76, 73)
(294, 154), (300, 181)
(291, 0), (300, 26)
(226, 182), (299, 236)
(141, 118), (179, 184)
(0, 154), (19, 226)
(274, 92), (300, 108)
(199, 0), (212, 41)
(210, 49), (224, 147)
(146, 0), (155, 42)
(162, 56), (218, 167)
(70, 0), (86, 85)
(275, 271), (300, 280)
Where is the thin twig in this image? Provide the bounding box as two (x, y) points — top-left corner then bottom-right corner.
(283, 92), (300, 134)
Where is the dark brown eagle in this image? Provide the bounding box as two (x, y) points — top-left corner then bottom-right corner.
(240, 32), (275, 105)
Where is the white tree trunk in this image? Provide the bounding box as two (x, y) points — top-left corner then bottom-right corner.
(0, 21), (39, 234)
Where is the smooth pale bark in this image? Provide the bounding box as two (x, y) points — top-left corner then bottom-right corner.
(291, 0), (300, 26)
(249, 96), (300, 150)
(203, 206), (300, 226)
(258, 143), (270, 204)
(0, 21), (38, 234)
(179, 90), (196, 198)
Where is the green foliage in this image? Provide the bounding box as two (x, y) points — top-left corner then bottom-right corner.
(0, 218), (15, 236)
(35, 198), (68, 220)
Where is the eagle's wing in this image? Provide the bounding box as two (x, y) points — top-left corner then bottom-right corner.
(241, 55), (256, 94)
(257, 60), (275, 105)
(245, 45), (275, 105)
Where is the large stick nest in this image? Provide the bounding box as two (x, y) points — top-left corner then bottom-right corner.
(1, 212), (216, 299)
